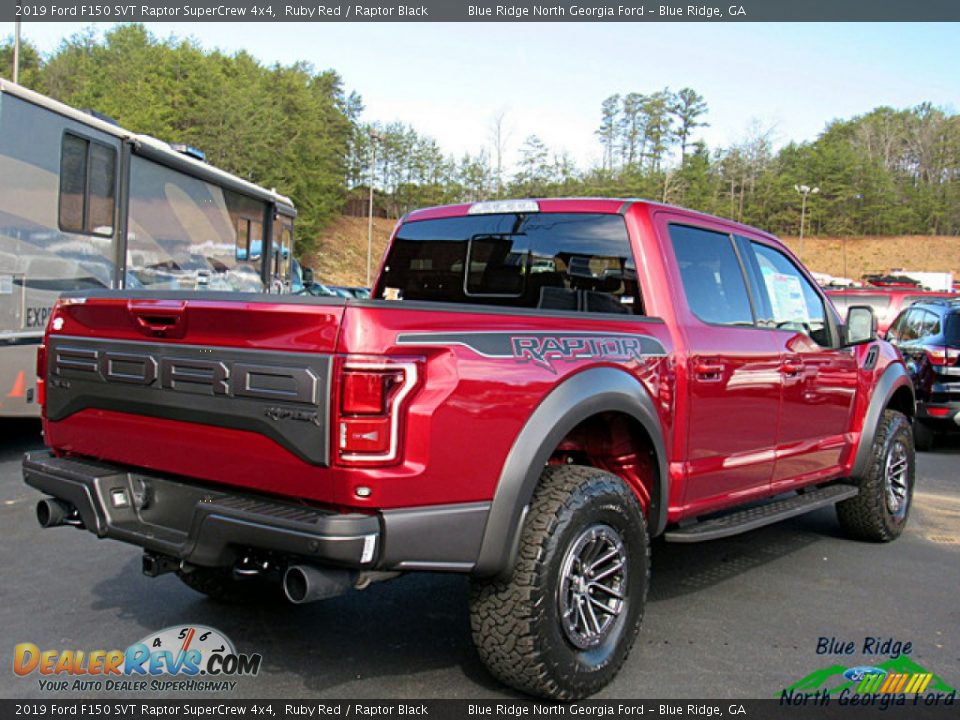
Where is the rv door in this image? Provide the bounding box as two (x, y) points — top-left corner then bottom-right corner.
(271, 215), (294, 293)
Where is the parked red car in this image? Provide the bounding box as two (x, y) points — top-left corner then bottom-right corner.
(827, 287), (957, 335)
(25, 199), (915, 699)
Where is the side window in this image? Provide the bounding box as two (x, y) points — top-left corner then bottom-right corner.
(900, 309), (924, 342)
(88, 143), (117, 233)
(235, 218), (252, 260)
(750, 242), (830, 347)
(887, 310), (909, 341)
(920, 310), (940, 338)
(669, 224), (754, 326)
(58, 135), (87, 233)
(58, 133), (116, 237)
(280, 222), (293, 283)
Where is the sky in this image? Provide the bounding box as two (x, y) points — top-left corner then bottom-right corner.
(8, 21), (960, 170)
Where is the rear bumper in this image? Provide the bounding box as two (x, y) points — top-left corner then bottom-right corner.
(916, 401), (960, 428)
(22, 451), (380, 568)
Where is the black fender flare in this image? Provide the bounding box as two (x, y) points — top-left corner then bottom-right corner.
(850, 362), (915, 480)
(472, 366), (668, 578)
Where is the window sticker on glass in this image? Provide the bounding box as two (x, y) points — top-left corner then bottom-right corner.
(0, 275), (13, 295)
(761, 267), (809, 323)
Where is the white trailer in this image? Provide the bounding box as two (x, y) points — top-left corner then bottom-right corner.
(0, 79), (297, 417)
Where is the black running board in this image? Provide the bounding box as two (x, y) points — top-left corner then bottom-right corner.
(664, 484), (859, 543)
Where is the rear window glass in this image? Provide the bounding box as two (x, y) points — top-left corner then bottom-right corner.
(946, 313), (960, 346)
(377, 213), (641, 314)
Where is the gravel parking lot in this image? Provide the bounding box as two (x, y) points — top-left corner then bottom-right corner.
(2, 419), (957, 700)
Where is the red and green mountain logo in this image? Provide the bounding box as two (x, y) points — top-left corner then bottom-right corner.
(782, 656), (956, 696)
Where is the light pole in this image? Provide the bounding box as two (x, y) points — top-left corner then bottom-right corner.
(13, 20), (21, 84)
(844, 194), (863, 280)
(366, 130), (382, 288)
(794, 184), (819, 259)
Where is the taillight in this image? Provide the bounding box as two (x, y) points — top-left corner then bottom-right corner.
(927, 407), (951, 417)
(925, 348), (959, 366)
(337, 359), (419, 464)
(36, 344), (46, 407)
(341, 369), (405, 415)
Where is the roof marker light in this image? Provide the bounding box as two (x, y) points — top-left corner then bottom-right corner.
(468, 200), (540, 215)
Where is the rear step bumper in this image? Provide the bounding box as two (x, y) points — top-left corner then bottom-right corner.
(22, 451), (380, 568)
(664, 484), (859, 543)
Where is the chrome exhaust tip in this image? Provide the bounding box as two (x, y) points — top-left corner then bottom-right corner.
(36, 497), (80, 528)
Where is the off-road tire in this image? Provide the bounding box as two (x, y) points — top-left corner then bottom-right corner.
(469, 465), (649, 700)
(177, 567), (282, 604)
(837, 409), (915, 542)
(913, 419), (935, 452)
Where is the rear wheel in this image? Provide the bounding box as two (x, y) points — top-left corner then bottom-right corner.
(469, 465), (649, 700)
(837, 410), (914, 542)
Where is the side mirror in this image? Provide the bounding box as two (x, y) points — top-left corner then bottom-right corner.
(301, 267), (315, 288)
(845, 305), (876, 345)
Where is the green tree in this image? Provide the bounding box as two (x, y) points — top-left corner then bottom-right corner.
(0, 37), (44, 88)
(671, 87), (709, 159)
(596, 94), (621, 172)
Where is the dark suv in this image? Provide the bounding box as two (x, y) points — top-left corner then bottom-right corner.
(886, 298), (960, 449)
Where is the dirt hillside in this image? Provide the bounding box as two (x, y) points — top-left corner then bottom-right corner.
(302, 216), (396, 287)
(303, 216), (960, 288)
(783, 236), (960, 281)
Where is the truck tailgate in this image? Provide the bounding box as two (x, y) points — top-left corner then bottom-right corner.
(42, 292), (345, 499)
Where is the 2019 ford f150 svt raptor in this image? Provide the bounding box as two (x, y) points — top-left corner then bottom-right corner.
(24, 198), (916, 699)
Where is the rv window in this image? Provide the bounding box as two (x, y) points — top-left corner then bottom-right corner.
(269, 216), (294, 287)
(58, 134), (116, 237)
(88, 143), (116, 234)
(127, 155), (266, 292)
(236, 218), (251, 260)
(250, 220), (264, 263)
(58, 135), (87, 233)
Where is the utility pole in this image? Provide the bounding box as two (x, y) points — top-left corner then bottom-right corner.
(13, 20), (21, 84)
(366, 130), (382, 288)
(794, 184), (819, 259)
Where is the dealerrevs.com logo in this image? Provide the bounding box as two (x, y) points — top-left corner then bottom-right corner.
(13, 625), (262, 693)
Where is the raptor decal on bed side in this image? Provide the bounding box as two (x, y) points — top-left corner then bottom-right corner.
(396, 332), (666, 373)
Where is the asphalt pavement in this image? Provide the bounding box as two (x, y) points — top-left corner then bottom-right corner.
(1, 419), (957, 700)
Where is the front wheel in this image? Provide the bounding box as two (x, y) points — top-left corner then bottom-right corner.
(469, 465), (649, 700)
(837, 409), (915, 542)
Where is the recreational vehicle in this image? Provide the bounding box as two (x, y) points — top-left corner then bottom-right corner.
(0, 79), (296, 417)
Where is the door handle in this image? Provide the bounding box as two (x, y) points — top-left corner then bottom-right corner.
(783, 360), (803, 376)
(694, 362), (724, 380)
(128, 300), (188, 337)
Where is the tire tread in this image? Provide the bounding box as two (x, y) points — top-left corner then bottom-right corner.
(470, 465), (649, 700)
(837, 409), (913, 542)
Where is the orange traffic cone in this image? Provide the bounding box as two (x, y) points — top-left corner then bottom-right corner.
(7, 371), (26, 398)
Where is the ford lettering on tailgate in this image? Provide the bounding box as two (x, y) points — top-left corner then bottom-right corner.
(45, 337), (331, 465)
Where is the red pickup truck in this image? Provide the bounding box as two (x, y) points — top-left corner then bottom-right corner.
(24, 198), (916, 699)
